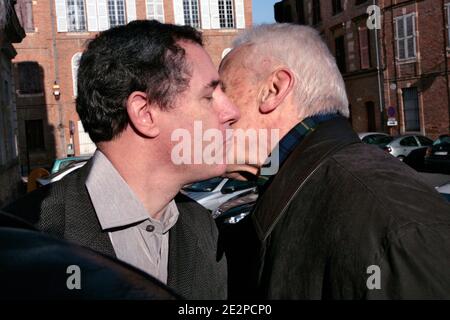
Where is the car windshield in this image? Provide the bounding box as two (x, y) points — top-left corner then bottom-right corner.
(183, 177), (223, 192)
(434, 136), (450, 145)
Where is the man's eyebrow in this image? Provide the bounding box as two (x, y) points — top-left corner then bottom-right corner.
(204, 79), (221, 90)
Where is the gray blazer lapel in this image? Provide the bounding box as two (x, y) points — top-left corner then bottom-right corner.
(63, 160), (116, 258)
(167, 200), (200, 299)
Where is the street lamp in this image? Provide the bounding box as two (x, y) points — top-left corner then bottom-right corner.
(52, 81), (61, 99)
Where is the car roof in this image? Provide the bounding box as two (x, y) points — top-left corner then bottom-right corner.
(357, 132), (389, 138)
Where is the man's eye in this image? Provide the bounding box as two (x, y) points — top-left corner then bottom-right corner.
(205, 96), (213, 101)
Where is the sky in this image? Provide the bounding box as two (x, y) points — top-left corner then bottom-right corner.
(252, 0), (279, 25)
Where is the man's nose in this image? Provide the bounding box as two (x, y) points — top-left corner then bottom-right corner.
(219, 95), (240, 125)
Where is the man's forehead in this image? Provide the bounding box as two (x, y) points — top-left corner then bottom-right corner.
(220, 44), (256, 72)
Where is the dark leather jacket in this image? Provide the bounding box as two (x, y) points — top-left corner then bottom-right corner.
(253, 117), (450, 299)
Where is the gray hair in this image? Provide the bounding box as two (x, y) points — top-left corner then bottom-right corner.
(232, 23), (349, 119)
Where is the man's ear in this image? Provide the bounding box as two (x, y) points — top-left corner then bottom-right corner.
(259, 68), (294, 114)
(126, 91), (160, 138)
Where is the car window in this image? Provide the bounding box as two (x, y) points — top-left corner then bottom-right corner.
(417, 136), (433, 146)
(222, 179), (257, 193)
(184, 177), (223, 192)
(59, 160), (76, 171)
(434, 136), (450, 145)
(375, 136), (393, 146)
(399, 136), (418, 147)
(362, 134), (385, 144)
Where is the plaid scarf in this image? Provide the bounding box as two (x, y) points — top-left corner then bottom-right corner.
(257, 113), (340, 194)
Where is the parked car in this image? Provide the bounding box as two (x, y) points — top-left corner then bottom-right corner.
(358, 132), (391, 147)
(212, 188), (259, 225)
(182, 177), (257, 211)
(436, 182), (450, 202)
(425, 135), (450, 174)
(50, 155), (91, 174)
(37, 161), (87, 186)
(382, 134), (433, 160)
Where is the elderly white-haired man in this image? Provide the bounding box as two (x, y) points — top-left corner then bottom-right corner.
(219, 23), (450, 299)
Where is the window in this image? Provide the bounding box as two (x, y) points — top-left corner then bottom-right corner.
(108, 0), (126, 27)
(335, 35), (346, 73)
(219, 0), (234, 28)
(312, 0), (321, 25)
(146, 0), (164, 22)
(25, 119), (45, 151)
(358, 26), (371, 69)
(332, 0), (342, 15)
(417, 136), (433, 146)
(183, 0), (200, 28)
(402, 87), (420, 132)
(67, 0), (87, 31)
(395, 14), (416, 60)
(296, 0), (305, 24)
(72, 53), (82, 97)
(399, 136), (418, 147)
(17, 62), (43, 94)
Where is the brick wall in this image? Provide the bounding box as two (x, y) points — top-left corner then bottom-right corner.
(13, 0), (252, 169)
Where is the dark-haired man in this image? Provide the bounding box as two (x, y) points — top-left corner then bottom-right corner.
(4, 20), (239, 299)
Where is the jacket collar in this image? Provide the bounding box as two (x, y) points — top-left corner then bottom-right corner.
(252, 117), (361, 242)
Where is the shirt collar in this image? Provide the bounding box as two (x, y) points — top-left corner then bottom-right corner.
(85, 150), (179, 233)
(257, 113), (340, 191)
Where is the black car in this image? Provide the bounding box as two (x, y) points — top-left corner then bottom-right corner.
(425, 135), (450, 174)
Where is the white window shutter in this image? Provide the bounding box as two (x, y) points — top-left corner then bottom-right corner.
(200, 0), (211, 29)
(235, 0), (245, 28)
(97, 0), (109, 30)
(126, 0), (137, 22)
(173, 0), (184, 25)
(55, 0), (68, 32)
(210, 0), (220, 29)
(86, 0), (98, 31)
(156, 0), (165, 22)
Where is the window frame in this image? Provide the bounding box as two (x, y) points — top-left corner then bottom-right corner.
(218, 0), (235, 29)
(17, 62), (44, 95)
(183, 0), (200, 28)
(66, 0), (87, 32)
(332, 0), (342, 16)
(107, 0), (127, 28)
(402, 87), (421, 132)
(395, 13), (417, 61)
(146, 0), (165, 22)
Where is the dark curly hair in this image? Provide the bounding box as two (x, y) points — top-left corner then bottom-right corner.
(76, 20), (203, 143)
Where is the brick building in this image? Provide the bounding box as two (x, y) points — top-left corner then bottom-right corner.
(0, 0), (26, 206)
(275, 0), (450, 138)
(13, 0), (252, 172)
